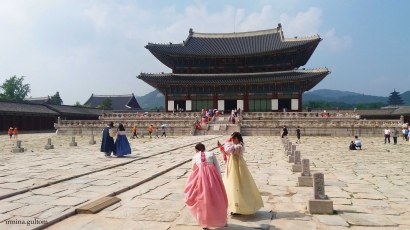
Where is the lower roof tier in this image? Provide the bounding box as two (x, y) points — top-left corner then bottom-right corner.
(138, 68), (330, 94)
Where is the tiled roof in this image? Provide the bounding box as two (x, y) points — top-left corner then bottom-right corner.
(45, 104), (102, 116)
(0, 101), (59, 115)
(26, 96), (50, 104)
(138, 68), (330, 92)
(355, 109), (395, 116)
(391, 106), (410, 115)
(84, 94), (142, 111)
(145, 25), (321, 57)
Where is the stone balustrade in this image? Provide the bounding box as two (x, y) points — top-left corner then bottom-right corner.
(240, 119), (402, 128)
(101, 112), (202, 120)
(241, 112), (359, 120)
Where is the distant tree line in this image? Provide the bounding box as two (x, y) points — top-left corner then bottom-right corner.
(303, 100), (386, 110)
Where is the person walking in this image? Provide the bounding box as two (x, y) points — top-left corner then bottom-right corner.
(148, 125), (153, 139)
(13, 127), (18, 140)
(392, 127), (399, 145)
(154, 128), (159, 138)
(403, 128), (407, 140)
(161, 126), (166, 137)
(101, 122), (115, 157)
(406, 128), (409, 141)
(184, 143), (228, 229)
(218, 132), (263, 215)
(132, 125), (138, 138)
(114, 124), (131, 157)
(384, 127), (391, 144)
(295, 126), (301, 144)
(281, 125), (288, 138)
(8, 127), (13, 139)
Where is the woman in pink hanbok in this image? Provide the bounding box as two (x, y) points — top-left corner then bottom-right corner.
(184, 143), (228, 229)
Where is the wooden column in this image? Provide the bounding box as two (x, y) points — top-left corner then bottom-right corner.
(244, 86), (249, 112)
(213, 92), (218, 110)
(165, 93), (168, 112)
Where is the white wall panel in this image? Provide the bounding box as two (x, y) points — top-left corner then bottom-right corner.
(271, 99), (278, 110)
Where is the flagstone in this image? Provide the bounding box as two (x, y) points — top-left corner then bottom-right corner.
(340, 213), (398, 226)
(314, 215), (349, 226)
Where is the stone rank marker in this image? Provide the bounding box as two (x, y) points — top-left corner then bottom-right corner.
(12, 140), (24, 153)
(292, 151), (302, 172)
(69, 137), (78, 147)
(287, 144), (295, 163)
(89, 135), (96, 145)
(45, 138), (54, 150)
(308, 172), (333, 214)
(298, 158), (313, 187)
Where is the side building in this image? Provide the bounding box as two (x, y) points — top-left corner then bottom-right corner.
(84, 94), (143, 111)
(138, 24), (330, 112)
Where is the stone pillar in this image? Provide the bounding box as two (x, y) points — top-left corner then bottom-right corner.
(12, 140), (24, 153)
(89, 135), (96, 145)
(308, 172), (333, 214)
(298, 159), (312, 187)
(69, 136), (78, 147)
(287, 143), (295, 163)
(292, 151), (302, 172)
(45, 138), (54, 150)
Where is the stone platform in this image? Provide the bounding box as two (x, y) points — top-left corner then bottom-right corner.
(0, 134), (409, 229)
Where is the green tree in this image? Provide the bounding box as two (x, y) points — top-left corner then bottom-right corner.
(96, 98), (113, 110)
(74, 101), (91, 108)
(0, 76), (31, 102)
(50, 91), (63, 105)
(356, 104), (367, 110)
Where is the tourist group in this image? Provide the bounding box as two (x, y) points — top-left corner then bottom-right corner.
(184, 132), (264, 229)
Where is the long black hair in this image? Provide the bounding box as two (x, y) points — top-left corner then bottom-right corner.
(231, 132), (244, 145)
(195, 143), (206, 152)
(118, 124), (125, 131)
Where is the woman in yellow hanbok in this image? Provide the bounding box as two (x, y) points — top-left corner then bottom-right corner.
(218, 132), (263, 215)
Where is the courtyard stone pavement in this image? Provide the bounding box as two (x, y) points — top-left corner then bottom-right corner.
(1, 134), (410, 229)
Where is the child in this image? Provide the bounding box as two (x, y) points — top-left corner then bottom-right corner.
(13, 127), (18, 140)
(132, 125), (138, 138)
(155, 128), (159, 138)
(8, 127), (13, 139)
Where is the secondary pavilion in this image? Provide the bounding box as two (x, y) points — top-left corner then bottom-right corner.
(138, 24), (330, 112)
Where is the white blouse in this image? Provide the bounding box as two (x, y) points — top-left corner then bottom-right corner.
(117, 131), (126, 135)
(191, 151), (222, 175)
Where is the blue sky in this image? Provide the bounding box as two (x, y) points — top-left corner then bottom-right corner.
(0, 0), (409, 104)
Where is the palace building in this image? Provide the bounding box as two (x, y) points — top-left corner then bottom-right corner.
(138, 24), (330, 112)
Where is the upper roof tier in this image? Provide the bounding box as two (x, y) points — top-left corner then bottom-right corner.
(145, 24), (321, 57)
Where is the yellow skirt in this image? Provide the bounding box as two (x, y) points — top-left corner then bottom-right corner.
(223, 154), (264, 214)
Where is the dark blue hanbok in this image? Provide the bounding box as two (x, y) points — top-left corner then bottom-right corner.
(101, 126), (115, 156)
(115, 131), (131, 156)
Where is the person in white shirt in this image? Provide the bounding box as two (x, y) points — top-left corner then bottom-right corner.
(384, 127), (391, 144)
(403, 128), (407, 140)
(354, 135), (362, 150)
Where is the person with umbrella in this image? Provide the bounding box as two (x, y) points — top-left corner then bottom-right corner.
(162, 124), (168, 137)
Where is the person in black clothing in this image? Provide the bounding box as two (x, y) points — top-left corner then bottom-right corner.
(296, 126), (301, 144)
(281, 126), (288, 138)
(349, 141), (356, 150)
(161, 126), (166, 137)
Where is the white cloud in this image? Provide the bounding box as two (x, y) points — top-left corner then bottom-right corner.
(0, 1), (353, 104)
(324, 29), (352, 52)
(279, 7), (322, 37)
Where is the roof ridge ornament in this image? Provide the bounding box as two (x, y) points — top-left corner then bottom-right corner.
(189, 28), (193, 36)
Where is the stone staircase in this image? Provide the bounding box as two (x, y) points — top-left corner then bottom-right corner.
(194, 114), (240, 135)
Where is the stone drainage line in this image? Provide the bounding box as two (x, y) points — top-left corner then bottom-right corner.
(33, 145), (220, 230)
(0, 136), (222, 200)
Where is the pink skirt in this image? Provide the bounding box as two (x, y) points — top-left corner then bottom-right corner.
(184, 164), (228, 228)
